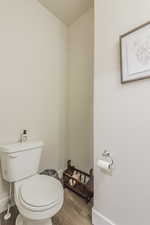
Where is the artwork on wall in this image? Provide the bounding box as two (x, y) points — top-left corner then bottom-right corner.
(120, 21), (150, 83)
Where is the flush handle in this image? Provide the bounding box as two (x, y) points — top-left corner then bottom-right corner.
(9, 153), (20, 158)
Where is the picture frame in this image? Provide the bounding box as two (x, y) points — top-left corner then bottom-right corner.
(120, 21), (150, 83)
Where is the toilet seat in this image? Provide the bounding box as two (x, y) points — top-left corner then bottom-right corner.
(17, 175), (63, 212)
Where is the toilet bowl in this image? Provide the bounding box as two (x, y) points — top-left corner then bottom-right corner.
(0, 141), (64, 225)
(15, 174), (64, 225)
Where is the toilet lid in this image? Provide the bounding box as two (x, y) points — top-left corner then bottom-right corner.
(20, 175), (62, 208)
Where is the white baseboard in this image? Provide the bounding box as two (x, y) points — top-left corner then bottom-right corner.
(0, 194), (9, 214)
(92, 208), (116, 225)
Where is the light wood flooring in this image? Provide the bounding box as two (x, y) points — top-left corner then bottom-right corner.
(53, 189), (92, 225)
(0, 189), (92, 225)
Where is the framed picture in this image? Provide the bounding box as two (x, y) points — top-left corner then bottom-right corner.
(120, 21), (150, 83)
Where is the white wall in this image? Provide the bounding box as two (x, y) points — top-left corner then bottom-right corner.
(0, 0), (68, 200)
(94, 1), (150, 225)
(68, 9), (93, 172)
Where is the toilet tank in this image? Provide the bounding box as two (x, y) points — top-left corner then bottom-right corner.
(0, 141), (44, 182)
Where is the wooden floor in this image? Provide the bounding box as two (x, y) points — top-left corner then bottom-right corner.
(0, 189), (92, 225)
(53, 189), (92, 225)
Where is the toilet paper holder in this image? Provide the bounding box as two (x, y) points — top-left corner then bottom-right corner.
(102, 150), (114, 167)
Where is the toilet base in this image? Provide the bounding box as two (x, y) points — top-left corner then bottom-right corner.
(16, 214), (52, 225)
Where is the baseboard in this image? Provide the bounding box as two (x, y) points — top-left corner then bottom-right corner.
(0, 194), (9, 214)
(92, 208), (116, 225)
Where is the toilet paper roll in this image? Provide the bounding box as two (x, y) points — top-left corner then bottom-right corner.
(97, 159), (111, 171)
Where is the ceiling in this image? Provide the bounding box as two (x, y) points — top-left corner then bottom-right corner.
(39, 0), (94, 25)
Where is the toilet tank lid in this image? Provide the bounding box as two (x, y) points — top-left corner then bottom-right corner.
(0, 141), (44, 154)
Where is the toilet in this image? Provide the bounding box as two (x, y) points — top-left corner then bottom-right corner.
(0, 141), (64, 225)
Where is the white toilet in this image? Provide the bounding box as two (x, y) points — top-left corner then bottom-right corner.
(0, 141), (64, 225)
